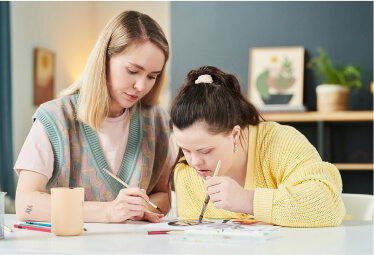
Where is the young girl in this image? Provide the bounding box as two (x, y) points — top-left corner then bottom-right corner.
(170, 66), (345, 227)
(15, 11), (176, 223)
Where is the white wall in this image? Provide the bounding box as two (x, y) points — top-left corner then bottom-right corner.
(11, 2), (171, 169)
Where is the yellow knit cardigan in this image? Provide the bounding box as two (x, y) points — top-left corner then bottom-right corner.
(174, 122), (345, 227)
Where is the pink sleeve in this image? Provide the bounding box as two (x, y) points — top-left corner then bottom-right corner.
(14, 119), (54, 180)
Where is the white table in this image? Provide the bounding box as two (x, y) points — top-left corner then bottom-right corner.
(1, 214), (373, 254)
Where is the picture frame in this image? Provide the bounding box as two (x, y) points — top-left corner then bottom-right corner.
(34, 48), (55, 106)
(248, 46), (305, 111)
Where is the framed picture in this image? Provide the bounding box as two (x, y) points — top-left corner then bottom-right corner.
(248, 46), (305, 111)
(34, 48), (55, 106)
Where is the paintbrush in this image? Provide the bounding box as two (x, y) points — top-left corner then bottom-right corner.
(198, 160), (221, 223)
(103, 168), (163, 214)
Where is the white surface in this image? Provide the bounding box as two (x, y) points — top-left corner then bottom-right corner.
(1, 214), (373, 255)
(342, 193), (374, 221)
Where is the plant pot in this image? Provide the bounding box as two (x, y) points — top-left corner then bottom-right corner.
(316, 84), (349, 112)
(262, 94), (294, 104)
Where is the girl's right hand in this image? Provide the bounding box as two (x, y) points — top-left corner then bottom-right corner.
(107, 187), (149, 222)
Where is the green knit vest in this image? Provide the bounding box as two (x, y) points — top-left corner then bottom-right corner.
(32, 94), (171, 201)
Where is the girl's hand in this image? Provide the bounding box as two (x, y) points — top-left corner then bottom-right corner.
(107, 187), (148, 222)
(205, 176), (254, 215)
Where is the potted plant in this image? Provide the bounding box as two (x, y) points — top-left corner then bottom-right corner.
(307, 47), (371, 112)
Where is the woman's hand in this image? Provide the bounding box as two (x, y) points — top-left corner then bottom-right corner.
(131, 210), (164, 223)
(107, 187), (149, 223)
(205, 176), (255, 215)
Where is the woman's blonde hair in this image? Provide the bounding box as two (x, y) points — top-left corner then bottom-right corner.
(59, 10), (169, 130)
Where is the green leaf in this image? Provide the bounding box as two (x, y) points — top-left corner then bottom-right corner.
(307, 47), (372, 91)
(256, 70), (270, 100)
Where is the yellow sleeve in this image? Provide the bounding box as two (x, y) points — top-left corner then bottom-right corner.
(253, 123), (346, 227)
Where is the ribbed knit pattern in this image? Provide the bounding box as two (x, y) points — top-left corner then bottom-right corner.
(174, 122), (345, 227)
(32, 94), (171, 201)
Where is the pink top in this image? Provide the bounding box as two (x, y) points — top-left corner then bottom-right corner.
(14, 109), (176, 180)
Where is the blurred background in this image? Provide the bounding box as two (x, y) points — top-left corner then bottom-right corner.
(0, 1), (372, 213)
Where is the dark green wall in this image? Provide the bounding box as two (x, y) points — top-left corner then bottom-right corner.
(171, 1), (373, 110)
(0, 1), (15, 198)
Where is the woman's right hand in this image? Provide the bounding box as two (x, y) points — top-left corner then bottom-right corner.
(107, 187), (149, 223)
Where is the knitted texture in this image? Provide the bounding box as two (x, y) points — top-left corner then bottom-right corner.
(33, 94), (171, 201)
(174, 122), (345, 227)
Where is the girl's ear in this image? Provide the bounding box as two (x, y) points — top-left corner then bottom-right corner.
(232, 125), (241, 144)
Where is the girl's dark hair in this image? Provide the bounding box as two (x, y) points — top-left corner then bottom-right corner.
(169, 66), (263, 185)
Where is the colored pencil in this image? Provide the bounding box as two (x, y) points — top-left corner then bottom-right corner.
(26, 221), (51, 227)
(103, 168), (163, 214)
(25, 222), (87, 231)
(14, 224), (51, 233)
(198, 160), (221, 223)
(147, 230), (184, 235)
(232, 220), (259, 225)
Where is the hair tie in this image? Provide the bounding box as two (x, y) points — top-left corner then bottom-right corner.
(195, 74), (213, 84)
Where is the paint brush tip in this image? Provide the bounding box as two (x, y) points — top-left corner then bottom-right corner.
(156, 207), (164, 214)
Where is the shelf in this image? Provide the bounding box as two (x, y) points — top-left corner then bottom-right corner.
(261, 111), (373, 171)
(262, 111), (373, 122)
(333, 163), (374, 171)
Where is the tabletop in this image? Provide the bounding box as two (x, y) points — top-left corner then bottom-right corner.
(1, 214), (373, 255)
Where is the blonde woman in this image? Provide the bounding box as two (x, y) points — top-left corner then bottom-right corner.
(14, 11), (175, 223)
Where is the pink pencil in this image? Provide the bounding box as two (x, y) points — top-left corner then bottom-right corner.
(14, 224), (51, 233)
(103, 168), (163, 214)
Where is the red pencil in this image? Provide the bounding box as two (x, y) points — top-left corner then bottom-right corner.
(232, 220), (259, 225)
(14, 224), (51, 233)
(147, 230), (184, 235)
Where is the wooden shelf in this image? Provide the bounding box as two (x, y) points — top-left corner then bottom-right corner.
(261, 111), (373, 171)
(262, 111), (373, 122)
(333, 163), (374, 171)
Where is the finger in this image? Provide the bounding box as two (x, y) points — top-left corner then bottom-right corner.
(205, 176), (224, 189)
(124, 203), (145, 212)
(211, 200), (225, 210)
(207, 184), (221, 196)
(128, 210), (145, 220)
(145, 211), (162, 223)
(122, 196), (146, 206)
(146, 208), (164, 218)
(209, 192), (223, 204)
(120, 187), (149, 201)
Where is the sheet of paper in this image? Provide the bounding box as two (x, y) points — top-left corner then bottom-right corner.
(140, 219), (280, 231)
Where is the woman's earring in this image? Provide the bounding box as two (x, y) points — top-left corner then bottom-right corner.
(234, 143), (238, 152)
